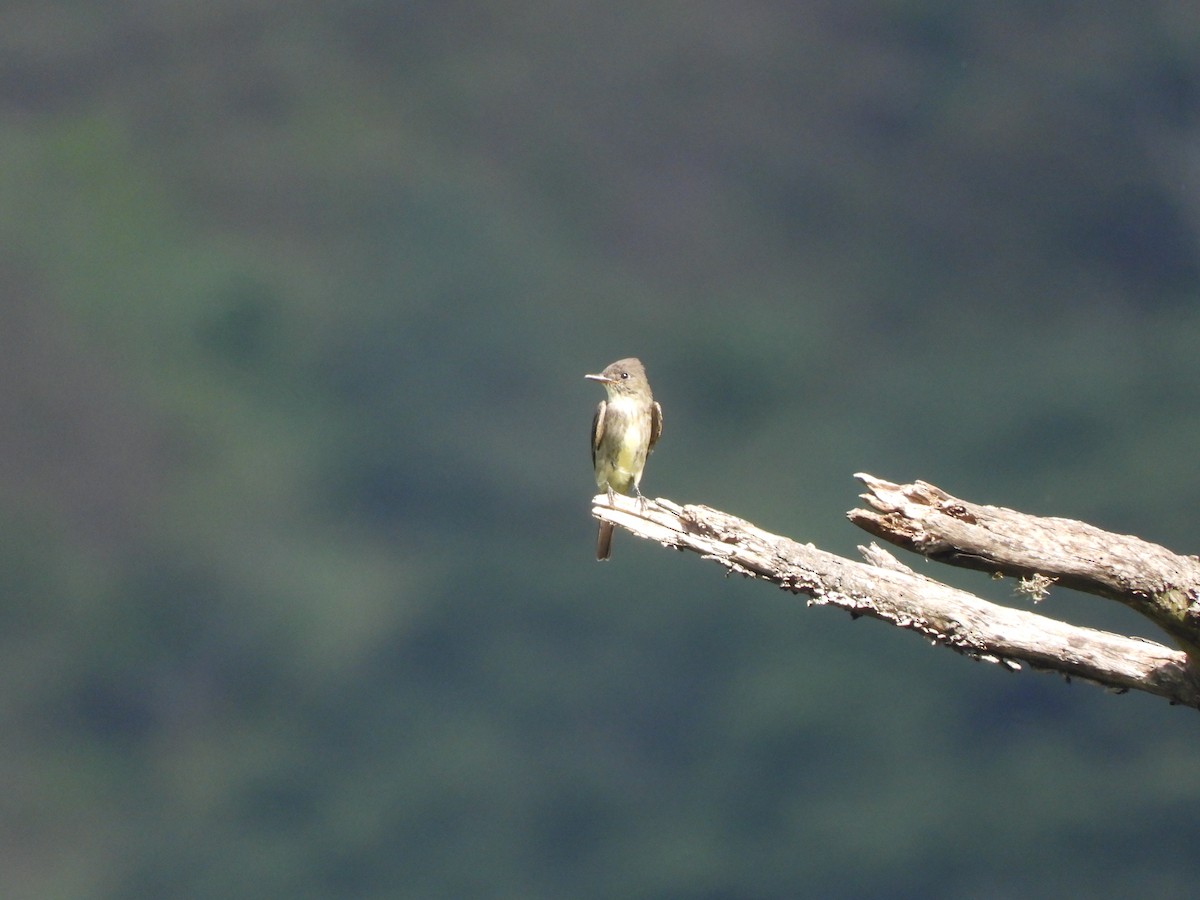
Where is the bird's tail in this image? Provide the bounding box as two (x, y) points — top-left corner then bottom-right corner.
(596, 521), (614, 561)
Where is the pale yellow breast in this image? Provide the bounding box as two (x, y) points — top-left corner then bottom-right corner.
(612, 417), (650, 472)
(601, 397), (651, 493)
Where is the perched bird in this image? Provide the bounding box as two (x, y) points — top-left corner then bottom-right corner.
(586, 357), (662, 560)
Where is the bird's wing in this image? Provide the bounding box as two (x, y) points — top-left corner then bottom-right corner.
(591, 400), (606, 468)
(649, 401), (663, 451)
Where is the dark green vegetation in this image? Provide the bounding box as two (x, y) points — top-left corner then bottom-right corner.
(3, 2), (1200, 896)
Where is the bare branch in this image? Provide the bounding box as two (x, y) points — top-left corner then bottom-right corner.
(592, 491), (1200, 711)
(849, 473), (1200, 659)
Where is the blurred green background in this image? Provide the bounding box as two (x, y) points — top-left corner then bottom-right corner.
(3, 2), (1200, 897)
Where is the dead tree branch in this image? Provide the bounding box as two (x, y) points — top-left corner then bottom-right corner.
(849, 474), (1200, 660)
(591, 479), (1200, 711)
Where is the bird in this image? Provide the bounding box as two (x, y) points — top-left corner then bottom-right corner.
(586, 357), (662, 560)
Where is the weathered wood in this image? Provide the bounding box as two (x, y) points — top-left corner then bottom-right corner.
(591, 484), (1200, 711)
(849, 473), (1200, 659)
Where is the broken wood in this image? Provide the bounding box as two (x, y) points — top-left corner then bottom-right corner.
(591, 476), (1200, 711)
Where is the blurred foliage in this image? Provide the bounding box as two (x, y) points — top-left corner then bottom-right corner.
(1, 1), (1200, 897)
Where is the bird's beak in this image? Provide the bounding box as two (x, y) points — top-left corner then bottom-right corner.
(585, 373), (614, 383)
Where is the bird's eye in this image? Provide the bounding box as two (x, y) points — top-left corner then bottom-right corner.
(620, 372), (629, 379)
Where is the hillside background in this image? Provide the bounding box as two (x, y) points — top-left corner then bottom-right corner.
(3, 2), (1200, 897)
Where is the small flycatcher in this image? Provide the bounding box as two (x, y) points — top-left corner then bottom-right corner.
(586, 357), (662, 560)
